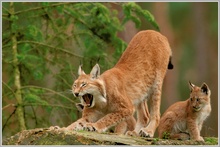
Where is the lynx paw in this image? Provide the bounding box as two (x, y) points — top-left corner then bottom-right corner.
(48, 126), (60, 130)
(139, 128), (154, 138)
(126, 130), (138, 137)
(66, 122), (84, 131)
(83, 123), (97, 132)
(195, 136), (204, 142)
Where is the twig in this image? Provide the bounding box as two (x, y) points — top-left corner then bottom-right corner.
(2, 108), (17, 132)
(2, 81), (16, 97)
(14, 2), (73, 15)
(2, 6), (10, 14)
(56, 75), (72, 88)
(17, 40), (83, 58)
(30, 105), (38, 126)
(20, 85), (75, 104)
(22, 103), (75, 110)
(2, 103), (16, 110)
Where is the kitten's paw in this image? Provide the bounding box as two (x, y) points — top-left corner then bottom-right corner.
(126, 130), (138, 137)
(83, 123), (97, 132)
(196, 136), (204, 142)
(139, 128), (154, 138)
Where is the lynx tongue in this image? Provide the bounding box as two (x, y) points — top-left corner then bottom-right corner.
(82, 94), (93, 107)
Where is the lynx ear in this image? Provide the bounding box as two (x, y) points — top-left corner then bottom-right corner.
(90, 64), (100, 79)
(78, 65), (85, 75)
(188, 81), (195, 92)
(201, 83), (210, 95)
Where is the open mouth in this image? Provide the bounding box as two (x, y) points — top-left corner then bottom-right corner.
(82, 94), (93, 107)
(193, 106), (201, 111)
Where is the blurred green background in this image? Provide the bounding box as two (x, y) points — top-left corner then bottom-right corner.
(2, 2), (218, 139)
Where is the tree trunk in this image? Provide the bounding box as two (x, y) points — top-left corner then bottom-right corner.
(10, 2), (26, 131)
(2, 127), (218, 145)
(152, 2), (179, 108)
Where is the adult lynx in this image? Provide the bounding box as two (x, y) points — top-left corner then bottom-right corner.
(158, 82), (211, 141)
(67, 30), (173, 137)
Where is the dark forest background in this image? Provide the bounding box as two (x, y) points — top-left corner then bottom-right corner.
(2, 2), (218, 140)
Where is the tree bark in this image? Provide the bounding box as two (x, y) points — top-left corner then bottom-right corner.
(2, 127), (218, 145)
(10, 2), (26, 131)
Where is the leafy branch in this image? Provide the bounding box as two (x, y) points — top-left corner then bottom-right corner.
(20, 85), (76, 104)
(13, 2), (73, 15)
(17, 40), (83, 58)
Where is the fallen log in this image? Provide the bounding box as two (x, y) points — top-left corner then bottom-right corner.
(2, 127), (218, 145)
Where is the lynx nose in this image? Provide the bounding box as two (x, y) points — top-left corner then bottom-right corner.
(74, 93), (79, 97)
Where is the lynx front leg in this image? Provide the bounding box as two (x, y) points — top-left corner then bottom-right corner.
(66, 107), (103, 131)
(126, 101), (149, 136)
(187, 118), (204, 141)
(66, 118), (87, 131)
(84, 108), (133, 133)
(139, 81), (162, 138)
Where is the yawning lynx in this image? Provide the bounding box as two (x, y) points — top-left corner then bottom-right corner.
(158, 82), (211, 141)
(67, 30), (173, 137)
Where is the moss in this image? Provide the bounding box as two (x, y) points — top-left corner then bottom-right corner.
(2, 128), (218, 145)
(162, 132), (170, 139)
(204, 137), (218, 145)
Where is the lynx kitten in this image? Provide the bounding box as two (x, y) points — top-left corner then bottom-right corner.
(158, 82), (211, 141)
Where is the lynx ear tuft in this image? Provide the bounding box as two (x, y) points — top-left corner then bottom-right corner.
(78, 65), (85, 75)
(201, 83), (210, 95)
(90, 64), (100, 79)
(188, 81), (195, 92)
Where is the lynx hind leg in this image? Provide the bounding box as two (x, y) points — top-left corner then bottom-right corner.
(114, 121), (128, 134)
(158, 111), (177, 139)
(126, 115), (136, 131)
(126, 101), (149, 136)
(139, 80), (163, 138)
(114, 116), (136, 134)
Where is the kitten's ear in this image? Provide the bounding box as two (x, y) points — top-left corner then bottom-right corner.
(90, 64), (100, 79)
(201, 83), (210, 95)
(78, 65), (85, 75)
(188, 81), (195, 92)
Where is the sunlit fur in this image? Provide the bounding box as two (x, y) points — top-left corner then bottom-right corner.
(158, 82), (211, 141)
(67, 30), (172, 137)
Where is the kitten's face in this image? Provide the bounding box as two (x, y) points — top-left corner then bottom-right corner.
(189, 82), (211, 112)
(189, 94), (208, 112)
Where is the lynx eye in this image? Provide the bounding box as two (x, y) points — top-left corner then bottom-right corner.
(81, 82), (87, 87)
(196, 98), (200, 102)
(190, 98), (193, 101)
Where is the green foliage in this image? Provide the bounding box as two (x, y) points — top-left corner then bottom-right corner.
(122, 2), (159, 30)
(162, 132), (170, 139)
(2, 2), (158, 138)
(204, 137), (218, 145)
